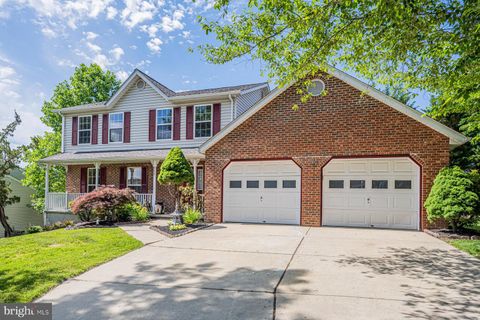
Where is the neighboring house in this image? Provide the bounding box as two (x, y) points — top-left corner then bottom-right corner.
(40, 67), (468, 231)
(1, 169), (43, 237)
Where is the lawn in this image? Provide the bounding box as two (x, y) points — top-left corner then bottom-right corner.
(449, 239), (480, 258)
(0, 228), (143, 302)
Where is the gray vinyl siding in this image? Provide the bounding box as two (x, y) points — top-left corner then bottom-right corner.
(0, 176), (43, 237)
(235, 87), (268, 118)
(64, 77), (233, 153)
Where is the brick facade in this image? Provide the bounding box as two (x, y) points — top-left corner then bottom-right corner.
(204, 75), (450, 229)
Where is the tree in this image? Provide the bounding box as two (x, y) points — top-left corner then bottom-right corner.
(198, 0), (479, 168)
(0, 113), (22, 237)
(425, 166), (479, 232)
(158, 147), (194, 214)
(23, 64), (121, 211)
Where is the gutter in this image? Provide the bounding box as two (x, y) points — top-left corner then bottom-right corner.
(229, 94), (235, 121)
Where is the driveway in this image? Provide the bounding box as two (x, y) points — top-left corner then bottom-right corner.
(38, 224), (480, 320)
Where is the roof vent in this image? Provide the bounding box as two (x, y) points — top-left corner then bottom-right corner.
(307, 79), (325, 97)
(136, 79), (145, 90)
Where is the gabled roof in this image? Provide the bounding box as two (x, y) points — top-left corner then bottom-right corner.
(55, 69), (268, 114)
(200, 67), (469, 152)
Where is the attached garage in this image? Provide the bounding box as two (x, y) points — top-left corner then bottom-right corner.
(223, 160), (301, 224)
(322, 157), (420, 230)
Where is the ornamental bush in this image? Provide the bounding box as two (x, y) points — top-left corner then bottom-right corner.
(70, 186), (136, 221)
(182, 207), (202, 224)
(425, 166), (479, 231)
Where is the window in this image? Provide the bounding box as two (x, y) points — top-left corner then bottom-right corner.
(157, 108), (172, 140)
(109, 113), (124, 143)
(127, 167), (142, 193)
(87, 168), (96, 192)
(78, 116), (92, 144)
(196, 168), (204, 191)
(229, 180), (242, 188)
(350, 180), (365, 189)
(264, 180), (277, 188)
(329, 180), (344, 189)
(195, 105), (212, 138)
(307, 79), (325, 96)
(283, 180), (296, 188)
(395, 180), (412, 189)
(247, 180), (259, 188)
(372, 180), (388, 189)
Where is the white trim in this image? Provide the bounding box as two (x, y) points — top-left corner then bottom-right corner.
(240, 83), (270, 95)
(194, 104), (213, 139)
(200, 68), (468, 152)
(78, 115), (92, 145)
(155, 107), (173, 141)
(108, 112), (124, 143)
(87, 167), (96, 192)
(168, 91), (241, 102)
(126, 166), (143, 192)
(61, 115), (65, 152)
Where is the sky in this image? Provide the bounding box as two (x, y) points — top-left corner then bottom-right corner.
(0, 0), (431, 147)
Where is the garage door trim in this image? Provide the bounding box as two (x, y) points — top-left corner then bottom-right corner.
(221, 158), (302, 223)
(320, 154), (423, 230)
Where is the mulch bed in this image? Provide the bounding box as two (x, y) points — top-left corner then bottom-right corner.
(66, 221), (117, 230)
(150, 223), (213, 238)
(425, 228), (480, 240)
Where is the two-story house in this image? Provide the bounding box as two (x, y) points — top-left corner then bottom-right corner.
(42, 67), (468, 230)
(41, 69), (269, 216)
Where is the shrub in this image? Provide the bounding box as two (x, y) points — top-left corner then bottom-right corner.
(26, 225), (43, 234)
(70, 186), (136, 221)
(425, 166), (480, 231)
(115, 205), (133, 222)
(169, 224), (187, 231)
(182, 207), (202, 224)
(130, 203), (149, 222)
(43, 220), (75, 231)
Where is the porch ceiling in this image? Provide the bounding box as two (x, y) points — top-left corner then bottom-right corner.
(39, 148), (205, 165)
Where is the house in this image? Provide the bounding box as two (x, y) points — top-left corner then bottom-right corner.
(1, 169), (43, 237)
(40, 68), (468, 230)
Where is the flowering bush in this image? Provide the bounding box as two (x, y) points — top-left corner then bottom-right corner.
(70, 187), (136, 221)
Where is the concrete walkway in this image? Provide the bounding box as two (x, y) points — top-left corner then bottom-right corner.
(38, 224), (480, 320)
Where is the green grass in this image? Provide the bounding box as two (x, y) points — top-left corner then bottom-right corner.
(449, 239), (480, 258)
(0, 228), (143, 302)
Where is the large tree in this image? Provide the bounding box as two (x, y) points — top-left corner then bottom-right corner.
(199, 0), (479, 168)
(23, 64), (121, 211)
(0, 113), (22, 237)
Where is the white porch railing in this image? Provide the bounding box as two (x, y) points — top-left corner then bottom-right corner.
(45, 192), (153, 212)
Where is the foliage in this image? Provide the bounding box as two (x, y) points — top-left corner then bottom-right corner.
(0, 228), (142, 302)
(179, 185), (194, 209)
(169, 224), (187, 231)
(25, 226), (43, 234)
(22, 63), (121, 211)
(158, 147), (194, 213)
(42, 220), (75, 231)
(448, 239), (480, 258)
(117, 203), (149, 222)
(425, 167), (479, 231)
(182, 207), (202, 225)
(70, 187), (136, 222)
(0, 112), (22, 237)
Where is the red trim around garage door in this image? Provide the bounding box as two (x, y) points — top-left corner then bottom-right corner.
(320, 154), (423, 230)
(221, 158), (303, 224)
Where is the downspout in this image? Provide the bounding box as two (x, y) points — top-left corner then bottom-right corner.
(229, 94), (235, 120)
(61, 115), (65, 153)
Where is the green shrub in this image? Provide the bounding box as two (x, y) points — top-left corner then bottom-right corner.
(131, 204), (149, 222)
(169, 224), (187, 231)
(26, 225), (43, 234)
(116, 205), (133, 222)
(182, 207), (202, 224)
(425, 166), (479, 231)
(117, 203), (149, 222)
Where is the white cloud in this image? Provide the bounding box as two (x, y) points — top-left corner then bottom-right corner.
(106, 6), (118, 19)
(160, 9), (184, 33)
(86, 42), (102, 53)
(84, 31), (98, 40)
(0, 66), (15, 78)
(109, 47), (124, 61)
(41, 27), (57, 38)
(121, 0), (163, 29)
(146, 37), (162, 53)
(57, 58), (75, 68)
(129, 45), (137, 50)
(115, 70), (129, 81)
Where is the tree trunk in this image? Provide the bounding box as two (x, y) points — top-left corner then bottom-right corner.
(174, 186), (180, 214)
(0, 206), (13, 237)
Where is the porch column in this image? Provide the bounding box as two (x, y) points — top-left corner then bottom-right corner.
(43, 164), (50, 225)
(192, 159), (199, 210)
(94, 162), (101, 189)
(151, 160), (159, 213)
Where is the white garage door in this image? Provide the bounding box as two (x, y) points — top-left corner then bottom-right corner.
(322, 157), (420, 230)
(223, 160), (301, 225)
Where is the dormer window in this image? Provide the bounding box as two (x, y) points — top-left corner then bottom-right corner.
(195, 104), (212, 138)
(109, 112), (124, 143)
(78, 116), (92, 144)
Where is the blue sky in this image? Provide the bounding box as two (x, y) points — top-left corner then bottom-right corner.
(0, 0), (430, 146)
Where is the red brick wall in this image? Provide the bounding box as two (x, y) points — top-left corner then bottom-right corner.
(204, 75), (450, 229)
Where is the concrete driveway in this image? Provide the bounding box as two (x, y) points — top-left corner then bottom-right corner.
(38, 224), (480, 320)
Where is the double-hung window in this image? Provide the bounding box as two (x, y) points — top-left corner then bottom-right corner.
(78, 116), (92, 144)
(109, 113), (124, 143)
(127, 167), (143, 193)
(87, 168), (96, 192)
(194, 105), (212, 138)
(157, 108), (172, 140)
